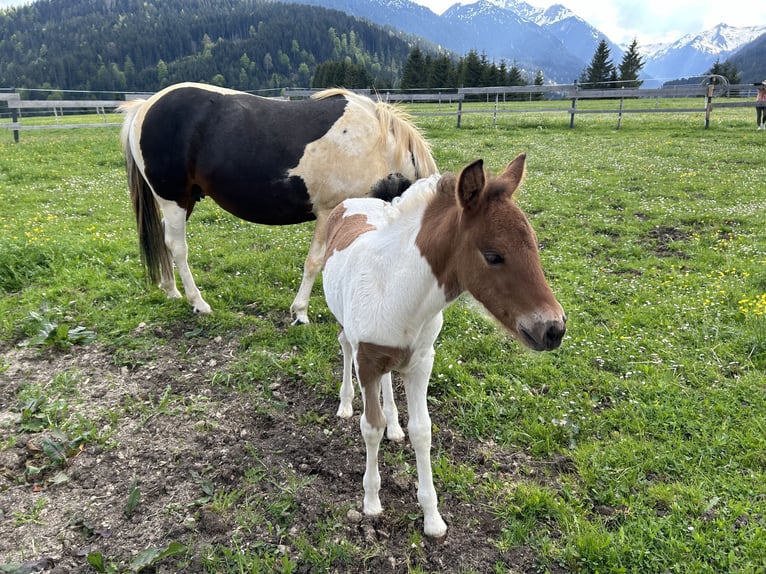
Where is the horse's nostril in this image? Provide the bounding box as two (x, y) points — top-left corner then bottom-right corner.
(544, 323), (566, 349)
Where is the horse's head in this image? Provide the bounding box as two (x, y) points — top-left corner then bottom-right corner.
(452, 154), (566, 351)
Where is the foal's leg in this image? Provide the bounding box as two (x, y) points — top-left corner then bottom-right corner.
(290, 212), (329, 325)
(155, 197), (211, 314)
(336, 332), (402, 440)
(359, 374), (385, 516)
(404, 348), (447, 538)
(336, 329), (354, 418)
(382, 373), (404, 442)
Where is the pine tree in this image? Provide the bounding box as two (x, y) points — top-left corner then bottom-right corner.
(583, 39), (616, 89)
(401, 46), (428, 90)
(459, 50), (483, 88)
(533, 69), (544, 100)
(427, 55), (453, 89)
(707, 59), (741, 84)
(618, 38), (644, 88)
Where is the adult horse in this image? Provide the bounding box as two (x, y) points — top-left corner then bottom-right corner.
(120, 82), (437, 324)
(322, 154), (566, 537)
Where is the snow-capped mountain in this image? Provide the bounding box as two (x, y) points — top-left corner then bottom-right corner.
(438, 0), (585, 80)
(642, 23), (766, 80)
(285, 0), (765, 83)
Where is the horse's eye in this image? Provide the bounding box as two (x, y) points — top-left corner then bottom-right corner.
(483, 251), (504, 265)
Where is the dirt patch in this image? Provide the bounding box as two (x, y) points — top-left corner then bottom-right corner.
(646, 225), (691, 258)
(1, 335), (569, 573)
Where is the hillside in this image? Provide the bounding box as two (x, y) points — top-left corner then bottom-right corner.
(0, 0), (424, 93)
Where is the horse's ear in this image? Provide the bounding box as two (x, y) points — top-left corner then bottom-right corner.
(499, 153), (527, 195)
(457, 159), (486, 210)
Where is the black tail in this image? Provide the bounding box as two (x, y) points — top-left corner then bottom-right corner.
(124, 142), (173, 285)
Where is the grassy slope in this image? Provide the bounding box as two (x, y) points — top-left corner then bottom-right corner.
(1, 104), (765, 572)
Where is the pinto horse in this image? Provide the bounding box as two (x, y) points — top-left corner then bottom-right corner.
(119, 82), (437, 324)
(322, 154), (566, 537)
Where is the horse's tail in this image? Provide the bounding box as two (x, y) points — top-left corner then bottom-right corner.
(119, 100), (173, 286)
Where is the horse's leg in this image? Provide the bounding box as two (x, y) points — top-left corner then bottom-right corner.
(382, 373), (404, 441)
(336, 329), (355, 418)
(158, 217), (182, 300)
(359, 375), (385, 516)
(404, 349), (446, 537)
(155, 197), (212, 314)
(290, 212), (329, 325)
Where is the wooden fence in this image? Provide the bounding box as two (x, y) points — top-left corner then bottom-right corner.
(288, 83), (760, 128)
(4, 98), (125, 142)
(2, 83), (762, 141)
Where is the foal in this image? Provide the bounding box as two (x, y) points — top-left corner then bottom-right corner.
(322, 154), (566, 538)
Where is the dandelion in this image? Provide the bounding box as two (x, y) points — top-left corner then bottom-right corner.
(739, 293), (766, 317)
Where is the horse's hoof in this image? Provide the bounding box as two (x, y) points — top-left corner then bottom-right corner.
(424, 515), (448, 539)
(386, 426), (405, 442)
(336, 403), (353, 418)
(193, 303), (212, 314)
(290, 316), (309, 326)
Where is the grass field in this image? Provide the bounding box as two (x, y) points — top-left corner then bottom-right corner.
(1, 104), (765, 573)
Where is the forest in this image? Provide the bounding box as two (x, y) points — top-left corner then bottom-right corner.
(0, 0), (569, 96)
(0, 0), (427, 94)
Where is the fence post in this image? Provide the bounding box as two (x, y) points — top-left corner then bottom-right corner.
(616, 96), (624, 129)
(493, 93), (498, 128)
(12, 108), (19, 143)
(705, 79), (715, 129)
(569, 95), (577, 129)
(456, 97), (462, 128)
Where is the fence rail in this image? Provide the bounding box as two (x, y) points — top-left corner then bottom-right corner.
(2, 83), (762, 140)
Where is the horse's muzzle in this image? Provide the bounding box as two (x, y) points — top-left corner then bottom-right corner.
(519, 316), (566, 351)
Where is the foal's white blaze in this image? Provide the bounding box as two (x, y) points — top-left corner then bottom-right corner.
(322, 157), (565, 539)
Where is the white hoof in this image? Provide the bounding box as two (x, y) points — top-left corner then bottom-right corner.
(424, 514), (448, 538)
(336, 402), (353, 418)
(192, 299), (212, 314)
(161, 285), (183, 299)
(363, 498), (383, 517)
(386, 424), (405, 442)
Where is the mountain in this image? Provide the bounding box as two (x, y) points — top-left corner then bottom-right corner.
(288, 0), (765, 83)
(439, 1), (584, 81)
(286, 0), (602, 81)
(727, 32), (766, 82)
(641, 23), (766, 81)
(485, 0), (623, 65)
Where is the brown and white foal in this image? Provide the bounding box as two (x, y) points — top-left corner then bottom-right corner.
(322, 154), (566, 538)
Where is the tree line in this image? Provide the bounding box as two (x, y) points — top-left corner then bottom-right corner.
(0, 0), (422, 94)
(396, 39), (646, 93)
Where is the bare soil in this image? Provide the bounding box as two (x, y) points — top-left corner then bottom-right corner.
(0, 330), (570, 573)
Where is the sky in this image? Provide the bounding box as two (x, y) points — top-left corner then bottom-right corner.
(412, 0), (766, 46)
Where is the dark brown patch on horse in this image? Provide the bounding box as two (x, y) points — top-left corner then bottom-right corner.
(356, 342), (412, 429)
(324, 206), (377, 264)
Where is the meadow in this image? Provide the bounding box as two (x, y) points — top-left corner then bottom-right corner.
(0, 103), (765, 573)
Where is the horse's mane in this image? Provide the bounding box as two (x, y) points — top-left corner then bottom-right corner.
(313, 89), (438, 179)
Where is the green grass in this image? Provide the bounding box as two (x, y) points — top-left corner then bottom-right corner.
(1, 106), (765, 572)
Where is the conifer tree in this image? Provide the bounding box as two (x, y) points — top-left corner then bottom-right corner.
(707, 59), (741, 84)
(618, 38), (644, 88)
(582, 39), (616, 89)
(401, 46), (428, 90)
